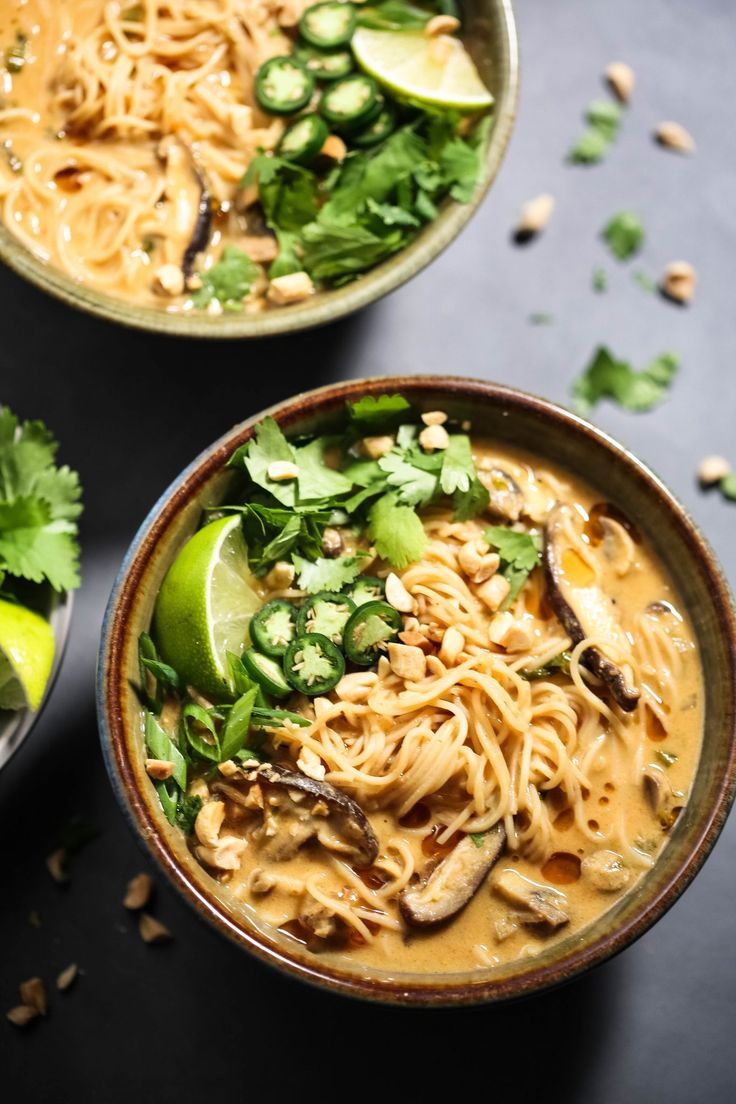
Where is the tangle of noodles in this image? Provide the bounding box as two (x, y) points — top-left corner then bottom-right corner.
(0, 0), (297, 305)
(180, 442), (703, 972)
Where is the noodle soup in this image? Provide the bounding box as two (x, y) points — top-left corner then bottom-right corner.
(0, 1), (494, 315)
(139, 396), (703, 974)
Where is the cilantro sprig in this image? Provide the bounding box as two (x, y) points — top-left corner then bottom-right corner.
(226, 396), (489, 574)
(485, 526), (543, 607)
(573, 346), (679, 415)
(0, 407), (82, 592)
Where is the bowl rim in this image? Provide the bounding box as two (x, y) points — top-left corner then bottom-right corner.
(97, 375), (736, 1006)
(0, 1), (519, 339)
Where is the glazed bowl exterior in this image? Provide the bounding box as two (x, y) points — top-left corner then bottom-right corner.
(97, 377), (736, 1005)
(0, 1), (518, 338)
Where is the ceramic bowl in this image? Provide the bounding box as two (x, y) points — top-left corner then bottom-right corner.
(0, 588), (73, 772)
(0, 1), (518, 338)
(97, 377), (736, 1005)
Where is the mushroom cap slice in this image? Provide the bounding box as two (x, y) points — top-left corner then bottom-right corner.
(159, 136), (212, 278)
(479, 467), (524, 522)
(543, 504), (640, 711)
(493, 868), (570, 929)
(399, 824), (506, 928)
(255, 764), (379, 868)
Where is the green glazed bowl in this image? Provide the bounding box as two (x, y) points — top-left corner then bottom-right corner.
(0, 1), (518, 338)
(98, 377), (736, 1007)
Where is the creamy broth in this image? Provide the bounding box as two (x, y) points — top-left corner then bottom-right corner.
(173, 441), (703, 975)
(0, 0), (289, 308)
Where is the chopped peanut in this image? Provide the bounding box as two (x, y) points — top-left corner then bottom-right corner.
(56, 964), (78, 992)
(489, 612), (534, 652)
(425, 14), (460, 36)
(697, 455), (731, 485)
(362, 435), (394, 459)
(267, 271), (315, 305)
(123, 872), (153, 910)
(605, 61), (635, 102)
(195, 800), (225, 848)
(420, 410), (448, 426)
(399, 629), (433, 652)
(385, 571), (415, 612)
(19, 978), (47, 1015)
(387, 642), (427, 681)
(264, 560), (295, 589)
(154, 263), (184, 297)
(477, 574), (511, 612)
(419, 423), (450, 452)
(267, 460), (299, 481)
(320, 134), (347, 161)
(439, 626), (465, 665)
(195, 836), (246, 871)
(145, 758), (175, 781)
(139, 913), (172, 944)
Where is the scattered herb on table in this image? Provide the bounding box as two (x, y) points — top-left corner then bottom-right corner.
(568, 99), (624, 164)
(632, 270), (656, 293)
(592, 266), (607, 292)
(529, 312), (554, 325)
(602, 211), (644, 260)
(0, 406), (83, 592)
(573, 346), (679, 415)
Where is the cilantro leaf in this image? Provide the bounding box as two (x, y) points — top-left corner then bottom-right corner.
(192, 246), (259, 310)
(485, 525), (543, 606)
(268, 229), (302, 280)
(453, 476), (490, 521)
(378, 451), (438, 505)
(347, 394), (411, 431)
(241, 417), (297, 506)
(145, 712), (187, 790)
(720, 473), (736, 501)
(242, 154), (318, 232)
(440, 435), (474, 495)
(175, 794), (203, 834)
(368, 493), (427, 569)
(300, 219), (405, 280)
(569, 99), (623, 163)
(592, 266), (607, 292)
(292, 553), (365, 593)
(294, 438), (354, 501)
(573, 346), (679, 414)
(0, 407), (82, 591)
(357, 0), (431, 30)
(440, 138), (482, 203)
(602, 211), (644, 260)
(522, 652), (572, 680)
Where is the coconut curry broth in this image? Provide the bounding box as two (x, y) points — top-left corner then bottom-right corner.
(178, 443), (703, 973)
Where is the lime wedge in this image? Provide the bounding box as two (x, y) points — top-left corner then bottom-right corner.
(153, 515), (262, 701)
(352, 29), (493, 112)
(0, 598), (55, 712)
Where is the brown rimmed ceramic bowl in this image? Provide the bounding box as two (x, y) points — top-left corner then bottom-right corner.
(0, 1), (518, 338)
(97, 377), (736, 1006)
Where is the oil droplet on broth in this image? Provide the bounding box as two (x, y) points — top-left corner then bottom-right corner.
(561, 548), (596, 587)
(541, 852), (581, 885)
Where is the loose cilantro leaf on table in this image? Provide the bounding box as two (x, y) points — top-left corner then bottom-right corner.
(368, 493), (428, 569)
(569, 99), (623, 163)
(192, 246), (260, 310)
(0, 407), (82, 591)
(719, 474), (736, 501)
(592, 266), (608, 292)
(292, 553), (366, 593)
(485, 525), (543, 606)
(573, 346), (679, 414)
(602, 211), (644, 260)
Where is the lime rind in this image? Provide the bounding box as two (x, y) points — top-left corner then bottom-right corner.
(352, 29), (494, 112)
(0, 598), (55, 712)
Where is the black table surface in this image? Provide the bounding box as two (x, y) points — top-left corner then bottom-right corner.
(2, 0), (735, 1099)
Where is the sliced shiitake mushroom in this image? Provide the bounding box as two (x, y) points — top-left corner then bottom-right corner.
(493, 867), (570, 929)
(158, 136), (212, 278)
(544, 504), (640, 711)
(478, 467), (524, 522)
(642, 764), (682, 828)
(399, 824), (506, 928)
(250, 764), (379, 868)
